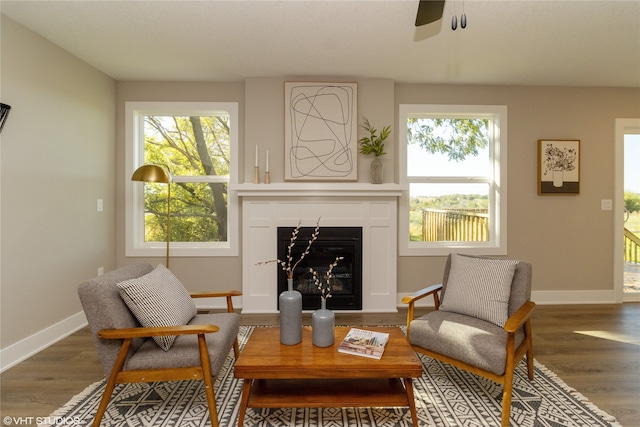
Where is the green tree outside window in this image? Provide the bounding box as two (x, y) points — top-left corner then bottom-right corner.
(143, 115), (230, 243)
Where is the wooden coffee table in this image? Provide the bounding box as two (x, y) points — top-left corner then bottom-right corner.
(233, 326), (423, 426)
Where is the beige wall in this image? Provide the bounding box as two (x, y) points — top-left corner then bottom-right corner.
(395, 84), (640, 295)
(1, 16), (117, 348)
(116, 79), (640, 300)
(244, 77), (395, 184)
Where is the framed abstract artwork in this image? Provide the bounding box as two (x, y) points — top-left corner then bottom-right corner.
(284, 82), (357, 181)
(538, 139), (580, 194)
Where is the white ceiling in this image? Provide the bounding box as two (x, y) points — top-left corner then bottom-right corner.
(1, 0), (639, 87)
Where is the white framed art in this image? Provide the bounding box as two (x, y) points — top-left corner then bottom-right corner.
(284, 82), (357, 181)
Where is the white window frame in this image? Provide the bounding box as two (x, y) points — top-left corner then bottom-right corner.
(399, 104), (508, 256)
(125, 101), (239, 257)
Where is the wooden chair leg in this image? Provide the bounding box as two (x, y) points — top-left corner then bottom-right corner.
(93, 339), (132, 427)
(233, 337), (240, 359)
(501, 372), (514, 427)
(203, 374), (218, 427)
(93, 377), (117, 427)
(502, 338), (516, 427)
(225, 295), (240, 359)
(526, 347), (535, 380)
(525, 321), (535, 380)
(198, 334), (219, 427)
(405, 301), (415, 338)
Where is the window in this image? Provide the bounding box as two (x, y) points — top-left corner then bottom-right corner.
(399, 104), (507, 256)
(126, 102), (239, 257)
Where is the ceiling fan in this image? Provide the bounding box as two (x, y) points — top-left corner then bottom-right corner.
(415, 0), (466, 30)
(415, 0), (445, 26)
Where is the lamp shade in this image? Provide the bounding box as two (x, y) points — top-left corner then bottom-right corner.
(131, 164), (172, 183)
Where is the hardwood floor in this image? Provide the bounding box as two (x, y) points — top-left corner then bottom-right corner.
(1, 304), (638, 426)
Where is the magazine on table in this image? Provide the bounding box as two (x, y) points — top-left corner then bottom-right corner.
(337, 328), (390, 359)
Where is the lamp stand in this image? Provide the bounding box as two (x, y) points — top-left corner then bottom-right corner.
(165, 184), (171, 268)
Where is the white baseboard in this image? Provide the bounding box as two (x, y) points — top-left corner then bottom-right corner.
(0, 311), (87, 373)
(531, 290), (619, 304)
(623, 292), (640, 303)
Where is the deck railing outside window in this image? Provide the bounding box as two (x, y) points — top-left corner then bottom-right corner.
(421, 208), (489, 242)
(624, 228), (640, 264)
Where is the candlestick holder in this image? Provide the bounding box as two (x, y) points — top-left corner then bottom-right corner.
(265, 171), (271, 184)
(253, 166), (260, 184)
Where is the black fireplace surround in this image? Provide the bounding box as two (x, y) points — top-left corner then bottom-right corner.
(277, 226), (363, 310)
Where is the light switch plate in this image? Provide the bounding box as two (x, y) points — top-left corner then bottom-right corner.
(601, 199), (613, 210)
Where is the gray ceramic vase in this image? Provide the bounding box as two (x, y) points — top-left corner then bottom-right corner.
(312, 298), (335, 347)
(279, 278), (302, 345)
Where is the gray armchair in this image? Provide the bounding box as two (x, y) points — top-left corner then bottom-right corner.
(403, 254), (535, 427)
(78, 262), (241, 427)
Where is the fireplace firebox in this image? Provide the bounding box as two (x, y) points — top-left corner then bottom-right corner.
(277, 227), (362, 310)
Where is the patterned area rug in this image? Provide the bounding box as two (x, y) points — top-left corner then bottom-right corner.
(42, 326), (621, 427)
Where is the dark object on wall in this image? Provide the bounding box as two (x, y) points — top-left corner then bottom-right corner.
(415, 0), (445, 26)
(0, 103), (11, 133)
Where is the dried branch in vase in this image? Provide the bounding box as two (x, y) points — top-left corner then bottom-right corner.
(310, 256), (344, 301)
(256, 218), (321, 279)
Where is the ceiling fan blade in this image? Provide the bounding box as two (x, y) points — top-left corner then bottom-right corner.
(415, 0), (445, 26)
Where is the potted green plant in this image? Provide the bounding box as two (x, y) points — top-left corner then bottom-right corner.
(359, 117), (391, 183)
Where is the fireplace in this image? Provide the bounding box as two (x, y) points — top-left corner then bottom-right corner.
(238, 185), (401, 313)
(277, 226), (363, 310)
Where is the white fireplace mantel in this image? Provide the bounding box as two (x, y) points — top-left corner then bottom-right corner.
(232, 182), (406, 198)
(236, 182), (405, 314)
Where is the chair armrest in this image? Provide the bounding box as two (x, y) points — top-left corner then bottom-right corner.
(190, 290), (242, 314)
(402, 284), (443, 336)
(401, 284), (443, 306)
(98, 324), (219, 340)
(503, 301), (536, 333)
(190, 290), (242, 299)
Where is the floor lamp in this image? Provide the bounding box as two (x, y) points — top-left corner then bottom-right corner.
(131, 164), (172, 268)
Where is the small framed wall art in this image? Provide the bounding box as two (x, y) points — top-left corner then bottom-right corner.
(538, 139), (580, 194)
(284, 82), (358, 181)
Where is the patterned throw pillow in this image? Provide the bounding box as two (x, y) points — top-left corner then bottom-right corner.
(117, 264), (197, 351)
(439, 254), (519, 327)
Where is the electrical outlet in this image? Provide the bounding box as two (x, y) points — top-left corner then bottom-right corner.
(98, 267), (104, 276)
(97, 199), (104, 212)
